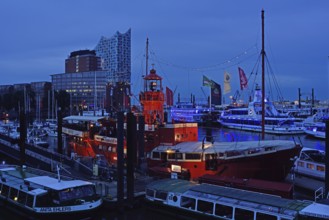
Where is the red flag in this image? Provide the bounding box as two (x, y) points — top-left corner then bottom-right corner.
(166, 87), (174, 106)
(238, 67), (248, 90)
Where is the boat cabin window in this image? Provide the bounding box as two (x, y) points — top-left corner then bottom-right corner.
(256, 212), (277, 220)
(185, 153), (201, 160)
(235, 208), (254, 220)
(161, 152), (167, 161)
(17, 191), (28, 205)
(180, 196), (196, 210)
(36, 193), (52, 207)
(1, 184), (9, 197)
(9, 187), (18, 201)
(306, 163), (315, 170)
(26, 194), (35, 208)
(146, 189), (154, 197)
(155, 190), (168, 201)
(56, 185), (96, 203)
(152, 152), (160, 159)
(317, 165), (325, 172)
(214, 203), (233, 218)
(197, 199), (213, 214)
(168, 153), (183, 160)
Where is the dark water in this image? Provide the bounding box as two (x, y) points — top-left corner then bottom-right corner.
(0, 126), (325, 219)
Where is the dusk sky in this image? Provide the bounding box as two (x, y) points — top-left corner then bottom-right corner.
(1, 1), (328, 104)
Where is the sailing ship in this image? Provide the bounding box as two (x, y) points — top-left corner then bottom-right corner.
(145, 179), (329, 220)
(146, 10), (303, 182)
(0, 164), (102, 219)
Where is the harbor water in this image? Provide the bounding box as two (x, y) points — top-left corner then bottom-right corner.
(0, 126), (325, 219)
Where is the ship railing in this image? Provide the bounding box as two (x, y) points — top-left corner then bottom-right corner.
(314, 187), (325, 202)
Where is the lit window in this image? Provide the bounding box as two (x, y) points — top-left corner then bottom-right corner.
(317, 165), (325, 172)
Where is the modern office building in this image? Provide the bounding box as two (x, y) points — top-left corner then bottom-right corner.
(51, 71), (108, 112)
(52, 29), (132, 113)
(94, 29), (131, 84)
(65, 50), (101, 73)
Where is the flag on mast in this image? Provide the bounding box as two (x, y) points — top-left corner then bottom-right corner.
(224, 71), (231, 94)
(211, 80), (222, 105)
(238, 67), (248, 90)
(166, 87), (174, 106)
(203, 75), (214, 87)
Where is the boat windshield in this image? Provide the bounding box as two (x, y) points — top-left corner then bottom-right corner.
(57, 185), (96, 202)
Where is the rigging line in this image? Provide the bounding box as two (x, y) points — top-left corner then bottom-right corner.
(148, 45), (258, 72)
(217, 52), (259, 72)
(265, 55), (284, 101)
(151, 50), (259, 74)
(149, 50), (176, 90)
(246, 53), (261, 99)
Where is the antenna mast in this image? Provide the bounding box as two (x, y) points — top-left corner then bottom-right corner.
(146, 38), (149, 76)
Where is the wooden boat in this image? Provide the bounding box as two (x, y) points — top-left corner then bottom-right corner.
(145, 178), (329, 220)
(0, 164), (102, 219)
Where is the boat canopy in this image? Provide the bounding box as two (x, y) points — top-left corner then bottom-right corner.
(25, 176), (93, 191)
(29, 188), (48, 196)
(147, 179), (197, 193)
(300, 203), (329, 219)
(153, 140), (297, 154)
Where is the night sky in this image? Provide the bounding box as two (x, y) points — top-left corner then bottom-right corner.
(1, 0), (328, 103)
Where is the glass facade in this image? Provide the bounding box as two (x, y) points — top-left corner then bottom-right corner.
(51, 71), (108, 110)
(94, 29), (131, 84)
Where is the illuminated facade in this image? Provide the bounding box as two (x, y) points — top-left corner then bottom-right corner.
(51, 71), (108, 111)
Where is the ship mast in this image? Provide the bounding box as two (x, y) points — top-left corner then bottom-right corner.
(261, 9), (265, 140)
(146, 38), (149, 76)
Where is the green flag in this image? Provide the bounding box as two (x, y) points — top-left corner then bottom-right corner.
(203, 75), (214, 87)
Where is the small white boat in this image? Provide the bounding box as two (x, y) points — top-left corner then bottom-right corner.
(304, 122), (326, 139)
(0, 164), (102, 219)
(293, 147), (325, 181)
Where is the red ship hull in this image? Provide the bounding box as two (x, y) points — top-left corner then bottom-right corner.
(147, 141), (302, 182)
